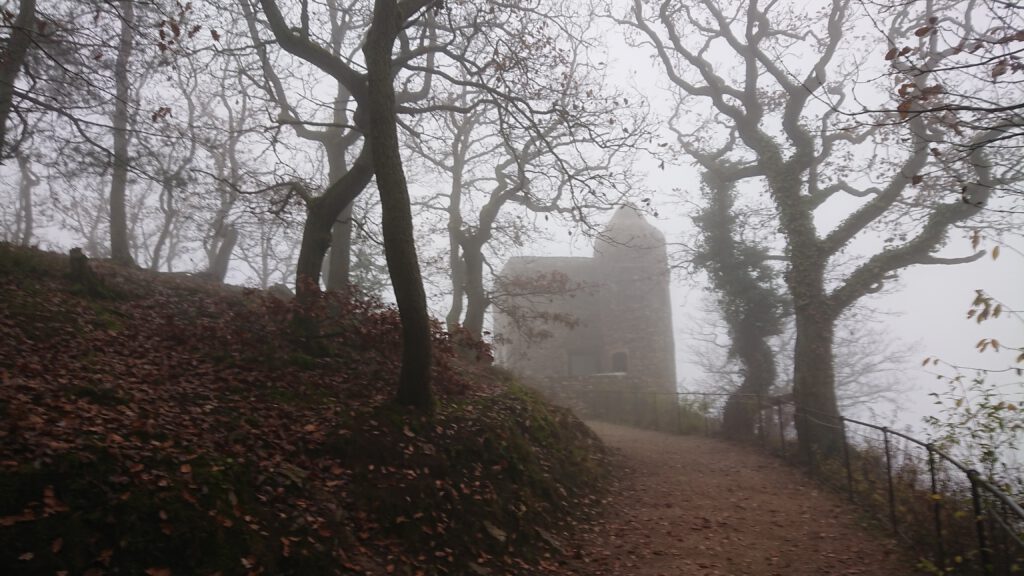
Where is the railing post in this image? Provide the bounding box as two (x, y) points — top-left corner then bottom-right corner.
(841, 418), (853, 502)
(926, 445), (946, 572)
(883, 427), (898, 533)
(967, 469), (993, 575)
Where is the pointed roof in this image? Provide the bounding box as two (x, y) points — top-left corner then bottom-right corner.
(595, 205), (665, 255)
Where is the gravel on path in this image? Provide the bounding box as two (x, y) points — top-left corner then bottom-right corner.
(563, 422), (919, 576)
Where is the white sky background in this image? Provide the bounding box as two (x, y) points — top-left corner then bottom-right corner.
(531, 146), (1023, 433)
(3, 0), (1019, 437)
(521, 1), (1024, 433)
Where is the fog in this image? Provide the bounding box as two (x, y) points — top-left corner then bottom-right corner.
(522, 182), (1024, 433)
(2, 0), (1021, 464)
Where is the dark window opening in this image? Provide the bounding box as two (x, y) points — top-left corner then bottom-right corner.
(611, 351), (628, 373)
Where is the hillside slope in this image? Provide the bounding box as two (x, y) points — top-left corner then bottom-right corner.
(0, 244), (609, 575)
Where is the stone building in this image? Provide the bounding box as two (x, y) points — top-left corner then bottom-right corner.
(493, 206), (677, 398)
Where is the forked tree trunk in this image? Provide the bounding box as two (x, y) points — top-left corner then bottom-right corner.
(445, 226), (464, 334)
(293, 146), (373, 299)
(364, 0), (433, 409)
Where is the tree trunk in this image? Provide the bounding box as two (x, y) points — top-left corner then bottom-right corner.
(461, 240), (487, 341)
(149, 183), (177, 271)
(208, 225), (238, 282)
(323, 136), (354, 291)
(445, 240), (464, 332)
(460, 194), (501, 341)
(444, 141), (466, 332)
(763, 150), (842, 459)
(790, 277), (843, 460)
(109, 0), (135, 266)
(325, 203), (353, 290)
(721, 394), (759, 441)
(365, 0), (433, 409)
(293, 145), (373, 299)
(205, 122), (240, 280)
(722, 335), (777, 440)
(16, 154), (37, 245)
(322, 96), (356, 291)
(0, 0), (35, 156)
(204, 205), (238, 282)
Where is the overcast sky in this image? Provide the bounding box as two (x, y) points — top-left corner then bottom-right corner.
(528, 3), (1024, 432)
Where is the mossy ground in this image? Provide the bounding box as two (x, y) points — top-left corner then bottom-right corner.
(0, 243), (610, 575)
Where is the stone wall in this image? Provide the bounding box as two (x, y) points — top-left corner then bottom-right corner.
(493, 206), (677, 396)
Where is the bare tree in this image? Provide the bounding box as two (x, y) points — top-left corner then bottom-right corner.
(237, 0), (370, 291)
(199, 78), (246, 282)
(408, 82), (645, 341)
(234, 210), (303, 289)
(364, 0), (436, 407)
(852, 0), (1024, 206)
(249, 0), (634, 404)
(400, 2), (650, 342)
(248, 0), (387, 299)
(621, 0), (1000, 457)
(6, 0), (219, 268)
(246, 0), (438, 407)
(688, 301), (916, 408)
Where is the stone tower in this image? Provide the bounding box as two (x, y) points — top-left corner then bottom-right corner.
(493, 206), (676, 394)
(592, 206), (676, 389)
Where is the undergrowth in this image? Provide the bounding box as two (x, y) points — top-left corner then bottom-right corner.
(799, 436), (1022, 575)
(0, 244), (610, 575)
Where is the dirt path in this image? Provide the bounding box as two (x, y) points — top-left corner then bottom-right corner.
(564, 422), (918, 576)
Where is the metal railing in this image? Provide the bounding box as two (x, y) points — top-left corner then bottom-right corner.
(539, 383), (1024, 575)
(795, 408), (1024, 576)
